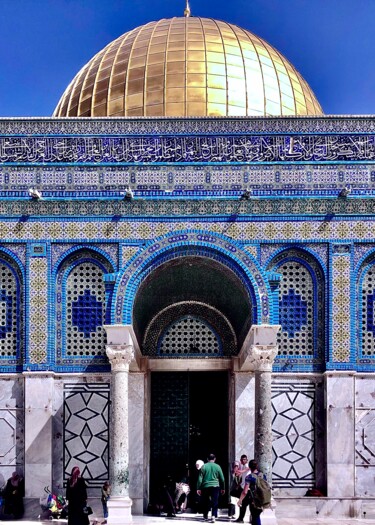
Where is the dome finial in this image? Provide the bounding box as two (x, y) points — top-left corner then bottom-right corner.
(184, 0), (191, 17)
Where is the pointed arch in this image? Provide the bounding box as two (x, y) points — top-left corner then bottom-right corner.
(54, 247), (114, 371)
(356, 250), (375, 363)
(267, 247), (326, 372)
(0, 248), (25, 370)
(112, 230), (274, 349)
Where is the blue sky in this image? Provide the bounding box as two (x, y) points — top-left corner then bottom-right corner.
(0, 0), (374, 117)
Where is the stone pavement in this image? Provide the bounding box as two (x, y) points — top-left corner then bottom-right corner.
(5, 513), (375, 525)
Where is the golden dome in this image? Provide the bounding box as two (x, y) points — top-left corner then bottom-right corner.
(53, 17), (323, 118)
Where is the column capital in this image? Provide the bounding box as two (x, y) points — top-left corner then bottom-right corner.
(238, 324), (280, 371)
(247, 344), (278, 372)
(106, 345), (134, 372)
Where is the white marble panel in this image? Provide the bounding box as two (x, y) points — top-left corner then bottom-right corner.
(327, 463), (355, 498)
(24, 375), (54, 497)
(327, 407), (355, 464)
(355, 376), (375, 408)
(356, 462), (375, 497)
(52, 379), (65, 492)
(25, 462), (53, 498)
(326, 374), (354, 408)
(0, 377), (23, 408)
(234, 372), (255, 459)
(129, 372), (146, 506)
(326, 374), (355, 497)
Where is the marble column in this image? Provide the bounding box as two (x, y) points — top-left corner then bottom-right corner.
(238, 324), (279, 525)
(252, 345), (278, 481)
(104, 325), (135, 525)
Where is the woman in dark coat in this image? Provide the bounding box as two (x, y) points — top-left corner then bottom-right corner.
(66, 466), (89, 525)
(3, 471), (24, 519)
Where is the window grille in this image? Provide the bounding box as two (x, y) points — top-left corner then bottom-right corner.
(65, 262), (106, 357)
(277, 261), (314, 357)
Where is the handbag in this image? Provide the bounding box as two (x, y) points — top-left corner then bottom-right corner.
(83, 506), (93, 515)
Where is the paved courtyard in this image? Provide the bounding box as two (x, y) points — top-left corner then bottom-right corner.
(5, 514), (375, 525)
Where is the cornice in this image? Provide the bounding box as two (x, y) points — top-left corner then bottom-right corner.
(0, 116), (375, 135)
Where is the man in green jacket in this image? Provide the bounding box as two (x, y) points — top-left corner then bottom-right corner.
(197, 453), (225, 523)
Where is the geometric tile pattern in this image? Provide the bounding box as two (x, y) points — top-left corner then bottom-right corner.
(29, 257), (48, 364)
(268, 249), (325, 370)
(361, 266), (375, 356)
(272, 382), (315, 488)
(0, 263), (17, 358)
(4, 218), (375, 247)
(277, 260), (313, 356)
(63, 383), (109, 488)
(280, 288), (308, 338)
(0, 115), (374, 135)
(143, 301), (237, 357)
(3, 195), (375, 218)
(158, 316), (222, 357)
(66, 262), (105, 356)
(331, 253), (351, 362)
(56, 250), (113, 369)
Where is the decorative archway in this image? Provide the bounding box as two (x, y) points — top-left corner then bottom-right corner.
(112, 229), (273, 327)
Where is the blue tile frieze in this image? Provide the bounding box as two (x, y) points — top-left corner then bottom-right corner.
(1, 116), (375, 136)
(1, 134), (375, 164)
(0, 198), (374, 217)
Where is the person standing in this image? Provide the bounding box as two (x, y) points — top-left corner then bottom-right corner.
(196, 453), (225, 523)
(101, 481), (110, 523)
(3, 471), (24, 519)
(228, 461), (241, 519)
(66, 466), (89, 525)
(233, 455), (250, 523)
(237, 460), (265, 525)
(193, 459), (204, 514)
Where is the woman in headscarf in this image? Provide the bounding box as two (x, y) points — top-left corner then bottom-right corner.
(3, 471), (25, 518)
(66, 466), (89, 525)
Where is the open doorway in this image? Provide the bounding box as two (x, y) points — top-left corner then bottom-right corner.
(150, 371), (229, 511)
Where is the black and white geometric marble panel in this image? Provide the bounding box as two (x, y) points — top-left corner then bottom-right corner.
(63, 383), (109, 488)
(272, 382), (315, 489)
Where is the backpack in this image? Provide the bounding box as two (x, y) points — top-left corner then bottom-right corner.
(250, 473), (271, 509)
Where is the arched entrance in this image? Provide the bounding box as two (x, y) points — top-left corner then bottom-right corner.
(108, 230), (275, 513)
(131, 252), (254, 509)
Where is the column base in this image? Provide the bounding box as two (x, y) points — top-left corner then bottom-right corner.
(107, 496), (132, 525)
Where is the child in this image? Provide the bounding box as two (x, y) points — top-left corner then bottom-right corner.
(101, 481), (111, 522)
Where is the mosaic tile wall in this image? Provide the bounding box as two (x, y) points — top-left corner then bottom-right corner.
(0, 117), (374, 374)
(0, 231), (375, 373)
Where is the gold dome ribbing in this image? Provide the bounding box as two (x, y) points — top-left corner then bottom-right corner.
(53, 17), (323, 118)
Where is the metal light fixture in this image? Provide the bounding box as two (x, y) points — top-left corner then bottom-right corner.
(339, 186), (350, 198)
(29, 188), (42, 200)
(241, 189), (252, 200)
(123, 187), (134, 201)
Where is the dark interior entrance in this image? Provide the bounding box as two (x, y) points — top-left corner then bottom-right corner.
(150, 371), (228, 509)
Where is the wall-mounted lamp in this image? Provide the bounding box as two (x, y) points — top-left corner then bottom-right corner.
(339, 186), (350, 198)
(123, 187), (134, 201)
(241, 189), (252, 200)
(29, 188), (42, 200)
